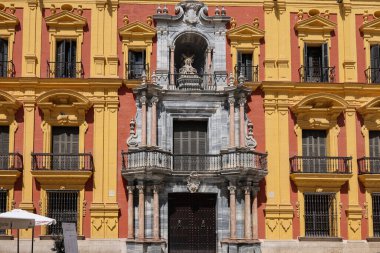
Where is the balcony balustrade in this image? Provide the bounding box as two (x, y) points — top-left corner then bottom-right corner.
(234, 64), (259, 82)
(126, 63), (149, 80)
(122, 149), (267, 173)
(164, 72), (228, 91)
(47, 61), (84, 78)
(0, 153), (23, 170)
(31, 153), (94, 171)
(298, 66), (335, 83)
(0, 60), (15, 77)
(365, 67), (380, 84)
(290, 156), (352, 174)
(358, 157), (380, 174)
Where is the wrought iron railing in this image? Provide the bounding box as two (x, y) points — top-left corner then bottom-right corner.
(122, 149), (268, 172)
(125, 63), (149, 80)
(358, 157), (380, 174)
(0, 153), (23, 170)
(298, 66), (335, 83)
(304, 193), (338, 237)
(0, 60), (15, 77)
(47, 61), (84, 78)
(290, 156), (352, 173)
(234, 64), (259, 82)
(373, 193), (380, 237)
(167, 73), (228, 91)
(365, 67), (380, 84)
(31, 153), (94, 171)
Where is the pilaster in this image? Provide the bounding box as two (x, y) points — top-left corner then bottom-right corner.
(263, 1), (278, 80)
(92, 1), (107, 76)
(105, 1), (119, 77)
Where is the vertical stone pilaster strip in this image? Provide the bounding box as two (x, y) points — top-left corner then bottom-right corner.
(244, 186), (252, 239)
(228, 186), (237, 239)
(239, 97), (246, 148)
(170, 46), (175, 86)
(140, 95), (147, 146)
(153, 185), (160, 240)
(252, 190), (258, 239)
(229, 97), (235, 147)
(137, 184), (145, 239)
(151, 97), (158, 147)
(127, 186), (135, 239)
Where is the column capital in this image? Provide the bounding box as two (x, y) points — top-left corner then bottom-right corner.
(228, 186), (237, 194)
(243, 186), (252, 194)
(239, 97), (247, 107)
(153, 185), (161, 193)
(151, 96), (159, 105)
(140, 96), (147, 105)
(126, 186), (135, 193)
(228, 97), (235, 106)
(136, 185), (144, 193)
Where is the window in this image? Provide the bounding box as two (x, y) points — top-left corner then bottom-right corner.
(173, 120), (208, 171)
(55, 40), (77, 78)
(303, 44), (329, 82)
(0, 190), (7, 235)
(127, 50), (147, 80)
(373, 193), (380, 237)
(236, 52), (256, 82)
(0, 38), (8, 77)
(304, 193), (337, 237)
(52, 126), (79, 170)
(369, 131), (380, 173)
(370, 45), (380, 84)
(0, 126), (9, 169)
(302, 130), (327, 172)
(47, 190), (79, 235)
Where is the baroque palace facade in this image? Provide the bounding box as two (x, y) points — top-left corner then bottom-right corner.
(1, 0), (380, 252)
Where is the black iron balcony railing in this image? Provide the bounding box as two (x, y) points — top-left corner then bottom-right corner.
(31, 153), (94, 171)
(290, 156), (352, 174)
(47, 61), (84, 78)
(0, 60), (15, 77)
(298, 65), (335, 83)
(0, 153), (23, 170)
(365, 67), (380, 84)
(358, 157), (380, 174)
(122, 149), (267, 172)
(234, 64), (259, 82)
(167, 72), (228, 91)
(126, 63), (149, 80)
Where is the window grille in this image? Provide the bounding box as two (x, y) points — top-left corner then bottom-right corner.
(46, 190), (79, 235)
(373, 193), (380, 237)
(304, 192), (337, 237)
(0, 190), (8, 235)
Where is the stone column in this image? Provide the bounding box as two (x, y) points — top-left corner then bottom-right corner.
(239, 97), (246, 148)
(252, 189), (258, 239)
(228, 97), (235, 147)
(137, 184), (145, 239)
(228, 186), (237, 239)
(140, 95), (147, 146)
(127, 186), (135, 239)
(151, 96), (158, 147)
(207, 48), (212, 74)
(153, 185), (160, 240)
(244, 186), (252, 239)
(170, 46), (175, 86)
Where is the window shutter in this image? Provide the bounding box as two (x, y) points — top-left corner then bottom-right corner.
(371, 45), (380, 69)
(0, 126), (9, 154)
(302, 130), (312, 156)
(237, 52), (243, 66)
(304, 44), (308, 68)
(56, 40), (65, 63)
(369, 131), (380, 157)
(0, 39), (8, 62)
(67, 127), (79, 154)
(322, 43), (329, 68)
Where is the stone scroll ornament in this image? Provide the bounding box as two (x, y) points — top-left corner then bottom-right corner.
(126, 118), (138, 148)
(186, 172), (200, 193)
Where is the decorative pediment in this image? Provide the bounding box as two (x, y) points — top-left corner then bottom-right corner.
(360, 18), (380, 37)
(295, 15), (336, 35)
(37, 90), (91, 125)
(45, 10), (87, 29)
(358, 97), (380, 130)
(291, 93), (347, 129)
(227, 24), (265, 42)
(118, 21), (156, 41)
(0, 10), (19, 29)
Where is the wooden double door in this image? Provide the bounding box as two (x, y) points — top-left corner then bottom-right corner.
(168, 193), (216, 253)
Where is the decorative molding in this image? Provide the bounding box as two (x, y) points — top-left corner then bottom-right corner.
(127, 118), (138, 148)
(266, 219), (278, 232)
(187, 172), (200, 193)
(45, 10), (87, 29)
(280, 219), (292, 233)
(295, 15), (336, 37)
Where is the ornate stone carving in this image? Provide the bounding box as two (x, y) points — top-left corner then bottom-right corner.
(186, 172), (200, 193)
(136, 184), (144, 193)
(246, 120), (257, 150)
(127, 118), (138, 148)
(126, 186), (135, 193)
(179, 55), (197, 75)
(227, 185), (236, 194)
(123, 14), (129, 25)
(180, 1), (204, 25)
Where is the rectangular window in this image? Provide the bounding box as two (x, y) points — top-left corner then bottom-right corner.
(304, 193), (337, 237)
(373, 193), (380, 237)
(55, 40), (77, 78)
(51, 127), (79, 170)
(369, 131), (380, 173)
(47, 190), (79, 235)
(173, 120), (208, 171)
(304, 43), (329, 82)
(0, 190), (7, 235)
(0, 126), (9, 169)
(370, 45), (380, 83)
(237, 52), (254, 81)
(302, 130), (327, 172)
(0, 38), (9, 77)
(127, 50), (147, 79)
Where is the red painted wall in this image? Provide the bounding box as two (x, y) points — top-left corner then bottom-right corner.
(290, 13), (339, 82)
(289, 110), (299, 238)
(40, 9), (91, 78)
(12, 8), (23, 77)
(117, 86), (137, 238)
